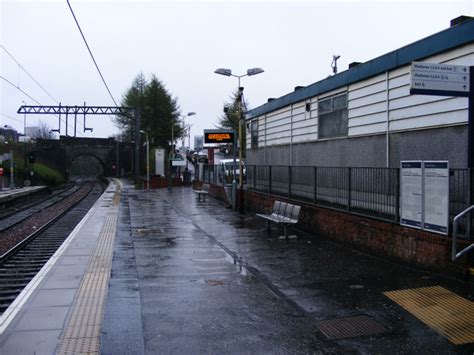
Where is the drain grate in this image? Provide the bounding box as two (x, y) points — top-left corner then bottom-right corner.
(206, 279), (225, 286)
(316, 314), (387, 340)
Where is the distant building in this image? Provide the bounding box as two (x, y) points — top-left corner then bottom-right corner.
(0, 125), (19, 142)
(194, 135), (204, 151)
(246, 16), (474, 169)
(25, 126), (40, 138)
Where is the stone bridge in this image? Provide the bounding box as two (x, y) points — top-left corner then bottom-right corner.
(34, 136), (133, 178)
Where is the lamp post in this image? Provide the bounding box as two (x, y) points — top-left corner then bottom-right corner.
(214, 67), (264, 210)
(139, 130), (149, 190)
(181, 112), (196, 149)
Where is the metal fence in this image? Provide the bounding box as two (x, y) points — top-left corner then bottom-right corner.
(196, 164), (471, 237)
(248, 165), (400, 221)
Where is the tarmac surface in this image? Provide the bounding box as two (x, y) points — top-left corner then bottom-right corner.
(102, 184), (474, 354)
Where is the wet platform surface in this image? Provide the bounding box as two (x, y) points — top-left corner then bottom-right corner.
(0, 181), (472, 353)
(103, 185), (474, 353)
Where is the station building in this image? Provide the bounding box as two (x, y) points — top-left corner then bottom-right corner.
(245, 16), (473, 169)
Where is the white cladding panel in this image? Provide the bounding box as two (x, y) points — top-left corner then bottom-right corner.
(348, 112), (387, 128)
(349, 122), (387, 136)
(390, 97), (468, 121)
(390, 110), (466, 131)
(250, 43), (472, 147)
(349, 80), (386, 100)
(349, 91), (386, 109)
(349, 102), (387, 119)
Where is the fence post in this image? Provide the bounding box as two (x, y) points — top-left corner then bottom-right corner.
(269, 165), (272, 195)
(253, 165), (257, 190)
(313, 166), (317, 204)
(395, 168), (400, 222)
(288, 166), (292, 199)
(347, 167), (352, 211)
(469, 168), (473, 239)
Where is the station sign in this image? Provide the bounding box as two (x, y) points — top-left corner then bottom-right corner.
(410, 62), (470, 97)
(171, 158), (186, 166)
(204, 130), (235, 144)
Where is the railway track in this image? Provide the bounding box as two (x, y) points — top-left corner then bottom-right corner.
(0, 181), (104, 314)
(0, 184), (78, 231)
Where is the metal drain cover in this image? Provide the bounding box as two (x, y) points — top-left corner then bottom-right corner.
(206, 279), (225, 286)
(316, 314), (387, 340)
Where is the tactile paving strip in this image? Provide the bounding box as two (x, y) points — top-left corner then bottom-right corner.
(315, 314), (387, 340)
(384, 285), (474, 345)
(57, 183), (121, 354)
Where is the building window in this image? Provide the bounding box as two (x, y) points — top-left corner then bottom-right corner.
(318, 93), (348, 139)
(251, 120), (258, 148)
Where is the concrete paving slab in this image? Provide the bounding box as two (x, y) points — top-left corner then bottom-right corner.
(27, 289), (77, 307)
(0, 329), (61, 355)
(15, 306), (69, 331)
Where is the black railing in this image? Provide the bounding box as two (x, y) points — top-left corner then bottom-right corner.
(195, 164), (471, 237)
(248, 165), (399, 221)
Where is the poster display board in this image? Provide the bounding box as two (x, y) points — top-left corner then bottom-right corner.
(423, 161), (449, 234)
(400, 161), (423, 229)
(400, 160), (449, 235)
(155, 149), (165, 176)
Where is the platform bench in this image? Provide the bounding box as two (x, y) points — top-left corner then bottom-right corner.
(256, 200), (301, 238)
(193, 183), (210, 201)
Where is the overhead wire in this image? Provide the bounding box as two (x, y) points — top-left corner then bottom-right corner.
(0, 74), (85, 136)
(66, 0), (118, 107)
(0, 112), (24, 124)
(0, 75), (42, 105)
(0, 47), (86, 136)
(0, 45), (59, 104)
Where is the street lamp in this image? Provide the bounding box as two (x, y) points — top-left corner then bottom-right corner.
(214, 67), (264, 210)
(180, 112), (196, 149)
(139, 130), (149, 190)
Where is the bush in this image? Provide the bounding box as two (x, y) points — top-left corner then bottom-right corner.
(32, 163), (64, 186)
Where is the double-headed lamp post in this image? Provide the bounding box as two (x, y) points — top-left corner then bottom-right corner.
(214, 67), (264, 209)
(139, 130), (149, 190)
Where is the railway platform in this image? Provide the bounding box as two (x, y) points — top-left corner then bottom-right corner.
(0, 179), (473, 354)
(0, 186), (47, 204)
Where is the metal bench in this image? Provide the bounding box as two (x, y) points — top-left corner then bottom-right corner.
(256, 200), (301, 239)
(193, 183), (210, 201)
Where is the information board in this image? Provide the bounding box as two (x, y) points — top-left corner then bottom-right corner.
(400, 160), (449, 235)
(204, 129), (235, 144)
(400, 161), (423, 229)
(423, 161), (449, 234)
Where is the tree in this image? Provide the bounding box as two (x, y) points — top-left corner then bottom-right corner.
(114, 73), (182, 149)
(217, 89), (248, 156)
(114, 73), (147, 141)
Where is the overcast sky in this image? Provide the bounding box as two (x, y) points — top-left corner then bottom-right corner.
(1, 0), (473, 147)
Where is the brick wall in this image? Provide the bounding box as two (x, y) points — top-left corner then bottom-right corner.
(243, 190), (471, 277)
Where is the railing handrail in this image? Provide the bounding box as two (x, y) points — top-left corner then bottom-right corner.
(452, 205), (474, 261)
